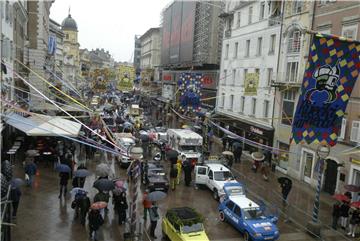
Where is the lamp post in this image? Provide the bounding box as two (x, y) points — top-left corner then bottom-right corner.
(307, 144), (330, 237)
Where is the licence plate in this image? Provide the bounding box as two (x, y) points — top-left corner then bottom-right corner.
(155, 188), (163, 190)
(264, 237), (273, 240)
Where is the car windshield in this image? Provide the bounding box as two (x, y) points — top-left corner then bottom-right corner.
(181, 223), (204, 234)
(179, 145), (199, 152)
(214, 171), (233, 181)
(225, 186), (244, 196)
(149, 169), (165, 176)
(243, 208), (266, 220)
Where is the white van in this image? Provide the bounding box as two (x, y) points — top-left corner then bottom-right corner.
(114, 133), (135, 168)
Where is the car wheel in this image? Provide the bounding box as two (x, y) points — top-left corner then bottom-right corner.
(244, 231), (251, 241)
(219, 211), (226, 222)
(213, 189), (219, 200)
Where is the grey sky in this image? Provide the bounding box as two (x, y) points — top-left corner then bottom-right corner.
(50, 0), (171, 62)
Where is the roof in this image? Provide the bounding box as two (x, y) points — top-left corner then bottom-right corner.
(139, 27), (161, 41)
(61, 14), (78, 31)
(167, 129), (202, 138)
(205, 163), (230, 172)
(229, 196), (260, 209)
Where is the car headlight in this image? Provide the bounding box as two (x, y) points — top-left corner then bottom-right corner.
(253, 233), (262, 237)
(274, 231), (279, 235)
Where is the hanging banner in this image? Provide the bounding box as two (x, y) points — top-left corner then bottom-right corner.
(292, 33), (360, 146)
(118, 65), (135, 81)
(244, 73), (259, 96)
(177, 72), (203, 113)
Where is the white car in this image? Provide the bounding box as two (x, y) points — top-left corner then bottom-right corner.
(195, 163), (238, 200)
(116, 136), (135, 168)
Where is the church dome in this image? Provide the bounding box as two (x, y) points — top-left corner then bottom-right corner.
(61, 14), (78, 31)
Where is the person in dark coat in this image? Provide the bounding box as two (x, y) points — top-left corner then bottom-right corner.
(24, 158), (37, 188)
(340, 201), (350, 229)
(113, 191), (128, 225)
(348, 207), (360, 237)
(149, 202), (160, 238)
(59, 172), (70, 199)
(222, 136), (227, 151)
(88, 209), (104, 241)
(279, 178), (292, 206)
(332, 201), (341, 230)
(183, 160), (192, 186)
(233, 145), (243, 163)
(10, 186), (22, 217)
(79, 194), (91, 225)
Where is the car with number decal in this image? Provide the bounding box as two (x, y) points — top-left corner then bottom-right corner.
(218, 183), (279, 241)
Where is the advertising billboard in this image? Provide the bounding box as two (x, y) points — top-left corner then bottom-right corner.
(161, 1), (196, 66)
(244, 73), (259, 96)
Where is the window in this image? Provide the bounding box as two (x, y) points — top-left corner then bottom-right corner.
(251, 98), (257, 115)
(292, 0), (303, 14)
(350, 121), (360, 143)
(257, 37), (262, 56)
(282, 90), (296, 125)
(225, 44), (229, 59)
(264, 100), (270, 118)
(197, 167), (207, 175)
(234, 42), (238, 58)
(286, 61), (299, 82)
(223, 69), (227, 85)
(221, 93), (225, 107)
(248, 7), (253, 24)
(237, 12), (241, 27)
(342, 25), (358, 40)
(267, 68), (273, 86)
(339, 118), (347, 140)
(208, 170), (213, 179)
(260, 2), (265, 20)
(241, 96), (245, 113)
(245, 40), (250, 57)
(232, 69), (236, 85)
(320, 0), (336, 5)
(243, 69), (248, 85)
(234, 205), (241, 217)
(269, 34), (276, 54)
(255, 68), (260, 75)
(225, 201), (235, 210)
(287, 30), (301, 53)
(229, 95), (234, 110)
(66, 34), (69, 39)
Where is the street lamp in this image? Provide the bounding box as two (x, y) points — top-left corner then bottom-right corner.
(307, 144), (330, 237)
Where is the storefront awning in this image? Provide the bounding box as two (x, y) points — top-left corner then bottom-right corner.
(5, 113), (82, 137)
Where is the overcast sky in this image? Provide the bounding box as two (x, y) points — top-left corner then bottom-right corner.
(50, 0), (171, 62)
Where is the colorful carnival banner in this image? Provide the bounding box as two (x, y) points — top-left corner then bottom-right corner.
(118, 65), (135, 81)
(177, 72), (203, 113)
(244, 72), (259, 96)
(292, 33), (360, 146)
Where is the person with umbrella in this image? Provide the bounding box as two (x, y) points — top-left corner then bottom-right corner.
(113, 191), (128, 225)
(183, 159), (192, 187)
(149, 201), (160, 239)
(348, 205), (360, 237)
(24, 157), (37, 188)
(88, 208), (104, 241)
(94, 191), (110, 219)
(340, 200), (350, 230)
(72, 165), (90, 188)
(78, 192), (91, 226)
(143, 191), (152, 222)
(232, 142), (242, 163)
(332, 200), (342, 230)
(59, 171), (70, 199)
(10, 185), (22, 217)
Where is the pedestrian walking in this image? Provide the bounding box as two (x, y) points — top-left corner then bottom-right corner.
(340, 201), (350, 230)
(170, 165), (177, 191)
(278, 177), (292, 206)
(261, 160), (270, 181)
(183, 160), (192, 186)
(222, 136), (227, 151)
(94, 191), (110, 219)
(59, 172), (70, 199)
(149, 202), (160, 239)
(176, 159), (182, 185)
(332, 201), (341, 230)
(24, 158), (37, 188)
(78, 194), (91, 225)
(233, 145), (242, 163)
(113, 191), (128, 225)
(348, 207), (360, 237)
(143, 191), (152, 221)
(88, 209), (104, 241)
(10, 186), (21, 217)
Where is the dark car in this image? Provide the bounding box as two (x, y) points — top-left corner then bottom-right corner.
(143, 162), (169, 193)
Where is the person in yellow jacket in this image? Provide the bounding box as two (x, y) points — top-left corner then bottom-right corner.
(176, 159), (182, 185)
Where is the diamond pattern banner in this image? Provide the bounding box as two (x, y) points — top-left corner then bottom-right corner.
(292, 33), (360, 146)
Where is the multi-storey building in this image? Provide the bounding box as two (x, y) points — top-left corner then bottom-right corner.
(215, 0), (282, 151)
(49, 19), (64, 79)
(133, 35), (141, 75)
(309, 0), (359, 195)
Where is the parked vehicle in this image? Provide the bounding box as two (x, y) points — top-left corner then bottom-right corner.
(114, 133), (135, 168)
(142, 162), (169, 192)
(218, 183), (279, 241)
(162, 207), (209, 241)
(194, 163), (238, 200)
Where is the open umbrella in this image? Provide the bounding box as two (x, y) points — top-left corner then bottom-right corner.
(166, 149), (178, 160)
(351, 201), (360, 208)
(147, 191), (167, 202)
(333, 194), (350, 202)
(344, 185), (360, 192)
(55, 164), (71, 173)
(91, 201), (108, 210)
(74, 169), (91, 178)
(10, 178), (24, 188)
(251, 152), (265, 161)
(140, 134), (149, 142)
(93, 179), (115, 191)
(222, 151), (234, 157)
(71, 187), (87, 197)
(96, 163), (111, 177)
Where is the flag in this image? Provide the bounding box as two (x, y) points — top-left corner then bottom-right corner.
(292, 33), (360, 146)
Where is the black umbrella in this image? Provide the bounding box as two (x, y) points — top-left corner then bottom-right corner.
(55, 164), (71, 173)
(74, 169), (91, 178)
(93, 179), (115, 191)
(147, 191), (167, 201)
(166, 149), (178, 159)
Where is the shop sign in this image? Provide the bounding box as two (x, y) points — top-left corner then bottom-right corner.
(250, 126), (264, 135)
(351, 158), (360, 165)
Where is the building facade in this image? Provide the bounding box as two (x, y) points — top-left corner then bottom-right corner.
(133, 35), (141, 75)
(215, 0), (282, 151)
(61, 13), (80, 89)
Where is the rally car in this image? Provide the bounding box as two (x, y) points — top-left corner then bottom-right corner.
(218, 183), (279, 241)
(142, 162), (169, 192)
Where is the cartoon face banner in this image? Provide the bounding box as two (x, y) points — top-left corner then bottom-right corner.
(177, 73), (203, 113)
(292, 33), (360, 146)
